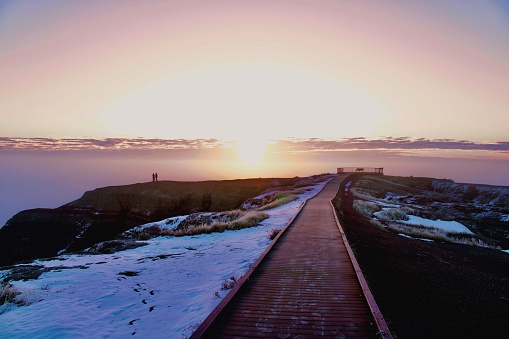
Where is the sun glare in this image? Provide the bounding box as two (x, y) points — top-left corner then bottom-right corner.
(235, 137), (267, 166)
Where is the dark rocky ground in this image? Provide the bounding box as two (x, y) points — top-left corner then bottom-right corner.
(334, 174), (509, 339)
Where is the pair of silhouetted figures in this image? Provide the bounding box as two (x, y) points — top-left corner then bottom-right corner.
(152, 173), (158, 182)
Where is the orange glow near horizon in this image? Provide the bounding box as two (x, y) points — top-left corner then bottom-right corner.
(235, 136), (267, 167)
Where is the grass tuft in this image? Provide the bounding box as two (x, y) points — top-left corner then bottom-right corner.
(145, 210), (269, 237)
(257, 193), (298, 211)
(267, 228), (281, 240)
(0, 283), (20, 306)
(351, 187), (376, 200)
(376, 207), (413, 223)
(386, 222), (501, 249)
(353, 200), (381, 218)
(220, 276), (238, 291)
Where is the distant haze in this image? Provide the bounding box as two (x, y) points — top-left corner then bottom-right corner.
(1, 142), (508, 227)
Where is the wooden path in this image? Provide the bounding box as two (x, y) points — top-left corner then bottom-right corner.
(192, 175), (391, 338)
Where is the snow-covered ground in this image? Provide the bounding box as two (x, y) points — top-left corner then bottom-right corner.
(402, 215), (473, 234)
(0, 177), (333, 338)
(371, 197), (473, 235)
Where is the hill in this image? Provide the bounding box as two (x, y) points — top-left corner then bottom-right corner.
(0, 177), (298, 267)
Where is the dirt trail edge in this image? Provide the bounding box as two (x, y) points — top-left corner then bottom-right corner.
(192, 174), (392, 338)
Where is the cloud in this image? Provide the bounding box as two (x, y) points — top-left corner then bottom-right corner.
(1, 137), (508, 153)
(272, 137), (509, 152)
(0, 137), (227, 151)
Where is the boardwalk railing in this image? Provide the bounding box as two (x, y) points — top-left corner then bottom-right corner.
(330, 199), (392, 338)
(337, 167), (384, 174)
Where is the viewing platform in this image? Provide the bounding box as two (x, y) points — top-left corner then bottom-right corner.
(337, 167), (384, 174)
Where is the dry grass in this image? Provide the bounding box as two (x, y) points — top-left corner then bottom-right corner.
(0, 282), (38, 314)
(69, 177), (298, 220)
(171, 210), (269, 236)
(0, 283), (20, 306)
(131, 210), (268, 238)
(351, 187), (376, 200)
(353, 200), (381, 218)
(376, 207), (413, 223)
(292, 180), (317, 188)
(386, 222), (500, 249)
(220, 276), (238, 291)
(257, 193), (298, 211)
(267, 228), (281, 240)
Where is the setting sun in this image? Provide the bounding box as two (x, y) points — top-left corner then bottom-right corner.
(235, 137), (267, 166)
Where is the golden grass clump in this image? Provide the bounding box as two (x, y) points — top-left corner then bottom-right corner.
(353, 200), (381, 218)
(169, 210), (268, 237)
(386, 222), (500, 249)
(376, 207), (413, 223)
(257, 193), (298, 211)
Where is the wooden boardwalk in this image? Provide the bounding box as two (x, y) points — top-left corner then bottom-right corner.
(193, 175), (390, 338)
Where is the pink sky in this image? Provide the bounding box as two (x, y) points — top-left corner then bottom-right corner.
(1, 0), (508, 141)
(1, 1), (509, 224)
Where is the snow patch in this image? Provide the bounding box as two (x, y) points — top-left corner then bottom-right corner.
(402, 215), (473, 234)
(344, 181), (351, 192)
(130, 215), (190, 233)
(398, 233), (434, 242)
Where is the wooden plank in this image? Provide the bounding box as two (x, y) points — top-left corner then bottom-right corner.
(191, 175), (391, 338)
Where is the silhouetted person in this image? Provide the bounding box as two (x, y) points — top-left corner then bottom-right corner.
(152, 173), (155, 182)
(155, 173), (158, 181)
